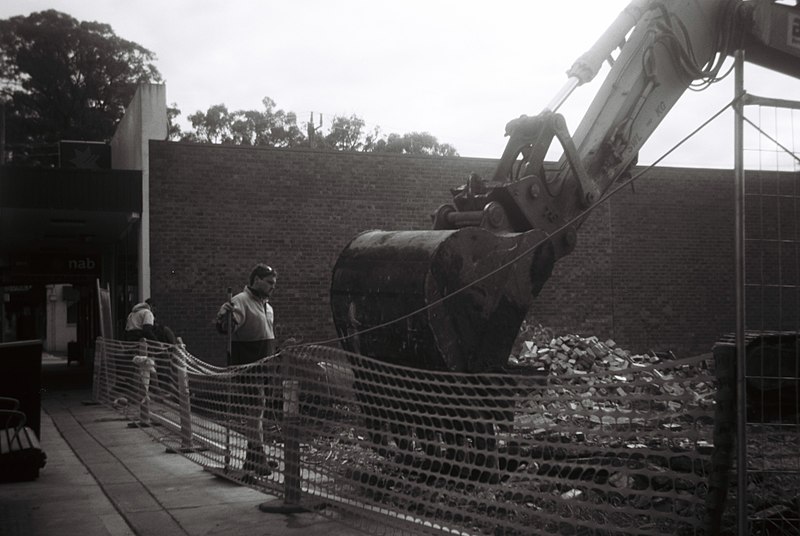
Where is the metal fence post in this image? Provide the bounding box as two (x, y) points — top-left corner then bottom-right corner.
(165, 342), (207, 454)
(733, 49), (747, 536)
(282, 380), (302, 504)
(92, 338), (103, 402)
(259, 373), (310, 513)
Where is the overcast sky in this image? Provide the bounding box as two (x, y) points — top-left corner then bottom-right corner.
(2, 1), (799, 169)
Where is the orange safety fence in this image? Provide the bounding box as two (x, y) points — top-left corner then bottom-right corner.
(93, 337), (734, 535)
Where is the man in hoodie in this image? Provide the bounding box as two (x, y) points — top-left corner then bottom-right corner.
(124, 298), (156, 341)
(215, 263), (278, 478)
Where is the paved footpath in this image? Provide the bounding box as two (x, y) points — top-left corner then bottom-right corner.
(0, 388), (369, 536)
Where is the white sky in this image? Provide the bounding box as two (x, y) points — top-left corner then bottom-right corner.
(2, 1), (799, 169)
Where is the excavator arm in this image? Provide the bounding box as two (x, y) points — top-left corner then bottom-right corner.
(331, 0), (800, 372)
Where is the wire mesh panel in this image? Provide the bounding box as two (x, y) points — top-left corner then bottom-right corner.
(87, 99), (800, 536)
(740, 97), (800, 535)
(94, 338), (727, 535)
(94, 338), (285, 494)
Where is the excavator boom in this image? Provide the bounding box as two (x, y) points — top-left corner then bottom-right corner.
(331, 0), (800, 372)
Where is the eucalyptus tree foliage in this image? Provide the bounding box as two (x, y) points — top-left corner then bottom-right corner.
(181, 97), (304, 147)
(374, 131), (459, 156)
(0, 10), (162, 165)
(182, 99), (459, 156)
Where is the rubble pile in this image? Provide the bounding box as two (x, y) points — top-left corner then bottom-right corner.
(506, 324), (717, 434)
(321, 325), (726, 534)
(509, 324), (666, 376)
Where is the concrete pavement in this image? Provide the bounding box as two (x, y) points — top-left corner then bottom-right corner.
(0, 354), (369, 535)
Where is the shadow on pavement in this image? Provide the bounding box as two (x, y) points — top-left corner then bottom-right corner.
(41, 352), (93, 391)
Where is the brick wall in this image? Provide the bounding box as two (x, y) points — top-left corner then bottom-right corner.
(534, 167), (735, 355)
(149, 141), (735, 366)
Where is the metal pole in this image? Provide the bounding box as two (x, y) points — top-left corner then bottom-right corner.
(177, 345), (193, 450)
(258, 376), (311, 514)
(282, 379), (301, 505)
(733, 49), (747, 536)
(544, 77), (581, 113)
(226, 287), (233, 362)
(169, 341), (199, 452)
(224, 287), (233, 472)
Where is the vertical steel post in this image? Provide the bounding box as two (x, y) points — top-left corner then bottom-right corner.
(282, 379), (302, 505)
(733, 49), (747, 536)
(164, 341), (207, 454)
(258, 375), (310, 514)
(224, 287), (232, 472)
(176, 344), (193, 450)
(93, 338), (103, 402)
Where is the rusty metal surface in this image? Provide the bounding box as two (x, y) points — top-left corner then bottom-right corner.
(330, 228), (553, 372)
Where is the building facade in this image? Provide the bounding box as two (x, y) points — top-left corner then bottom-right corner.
(1, 83), (750, 371)
(147, 141), (738, 365)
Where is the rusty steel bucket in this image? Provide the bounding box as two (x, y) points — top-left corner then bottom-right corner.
(330, 227), (554, 372)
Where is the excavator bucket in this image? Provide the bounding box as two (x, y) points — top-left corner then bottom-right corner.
(330, 227), (554, 372)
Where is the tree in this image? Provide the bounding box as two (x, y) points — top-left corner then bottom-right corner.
(0, 10), (162, 165)
(180, 97), (304, 147)
(322, 114), (382, 152)
(167, 103), (183, 140)
(373, 131), (459, 156)
(184, 104), (233, 144)
(180, 97), (459, 156)
(183, 102), (302, 146)
(237, 97), (304, 148)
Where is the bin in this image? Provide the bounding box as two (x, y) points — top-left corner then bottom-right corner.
(0, 340), (43, 438)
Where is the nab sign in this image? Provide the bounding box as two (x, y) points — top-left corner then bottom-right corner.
(67, 258), (97, 271)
